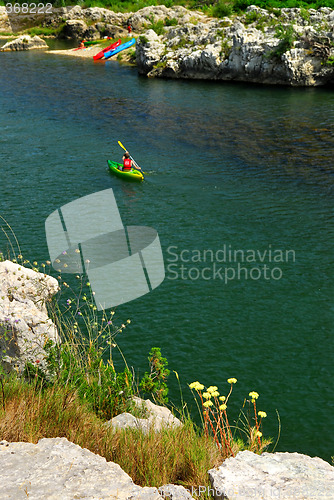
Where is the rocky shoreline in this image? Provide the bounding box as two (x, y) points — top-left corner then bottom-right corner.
(1, 4), (334, 85)
(134, 4), (334, 86)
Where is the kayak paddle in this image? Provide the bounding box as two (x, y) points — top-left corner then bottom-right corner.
(118, 141), (144, 172)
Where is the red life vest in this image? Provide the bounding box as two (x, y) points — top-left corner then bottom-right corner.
(123, 158), (132, 171)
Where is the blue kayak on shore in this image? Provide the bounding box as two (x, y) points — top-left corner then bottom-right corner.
(104, 38), (136, 59)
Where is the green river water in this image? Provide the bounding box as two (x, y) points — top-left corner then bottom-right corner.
(0, 47), (333, 461)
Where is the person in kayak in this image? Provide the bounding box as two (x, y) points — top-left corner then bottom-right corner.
(121, 152), (133, 171)
(121, 151), (141, 171)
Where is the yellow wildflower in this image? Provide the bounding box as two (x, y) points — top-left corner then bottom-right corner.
(196, 383), (204, 391)
(189, 381), (204, 391)
(258, 411), (267, 418)
(207, 386), (218, 393)
(219, 404), (227, 411)
(249, 391), (259, 400)
(203, 400), (213, 408)
(203, 392), (212, 400)
(227, 378), (237, 384)
(219, 395), (226, 402)
(255, 431), (262, 438)
(211, 391), (220, 397)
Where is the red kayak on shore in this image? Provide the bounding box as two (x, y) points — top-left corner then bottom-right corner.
(93, 39), (121, 61)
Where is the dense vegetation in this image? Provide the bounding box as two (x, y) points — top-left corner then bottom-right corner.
(54, 0), (334, 11)
(1, 0), (334, 13)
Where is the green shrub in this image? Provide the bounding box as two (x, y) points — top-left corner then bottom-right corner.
(170, 37), (188, 50)
(323, 55), (334, 66)
(165, 17), (178, 26)
(153, 60), (168, 70)
(244, 10), (262, 24)
(25, 27), (60, 37)
(270, 23), (297, 58)
(220, 37), (232, 59)
(24, 340), (133, 421)
(147, 16), (165, 36)
(300, 6), (311, 22)
(139, 35), (149, 44)
(211, 1), (234, 18)
(139, 347), (170, 404)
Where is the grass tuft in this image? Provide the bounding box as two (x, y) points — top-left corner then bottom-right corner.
(0, 374), (222, 490)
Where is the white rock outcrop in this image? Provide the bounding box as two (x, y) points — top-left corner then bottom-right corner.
(106, 396), (182, 433)
(1, 438), (332, 500)
(136, 6), (334, 86)
(0, 6), (11, 32)
(136, 29), (166, 74)
(0, 35), (48, 51)
(159, 484), (194, 500)
(208, 450), (334, 500)
(2, 4), (334, 85)
(0, 437), (162, 500)
(0, 260), (59, 372)
(128, 5), (206, 31)
(62, 19), (88, 39)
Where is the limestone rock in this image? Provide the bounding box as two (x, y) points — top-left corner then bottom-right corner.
(83, 24), (101, 41)
(0, 260), (59, 373)
(0, 35), (48, 51)
(136, 29), (165, 75)
(129, 5), (206, 31)
(0, 437), (163, 499)
(64, 5), (126, 26)
(208, 450), (334, 500)
(97, 23), (126, 38)
(136, 6), (334, 86)
(62, 19), (88, 39)
(63, 5), (85, 20)
(159, 484), (194, 500)
(0, 6), (11, 33)
(106, 396), (182, 433)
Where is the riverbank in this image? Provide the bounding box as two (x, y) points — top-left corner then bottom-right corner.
(1, 258), (334, 498)
(45, 38), (136, 63)
(49, 44), (108, 58)
(1, 4), (334, 85)
(135, 5), (334, 86)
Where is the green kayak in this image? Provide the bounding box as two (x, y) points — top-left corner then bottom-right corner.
(108, 160), (144, 181)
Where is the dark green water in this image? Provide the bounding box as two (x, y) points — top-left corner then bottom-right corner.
(1, 49), (334, 462)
